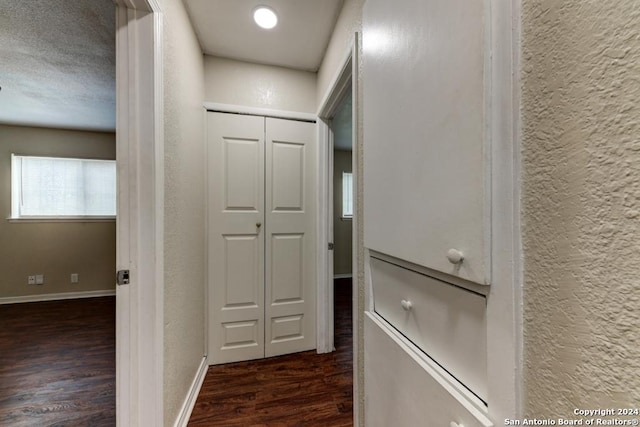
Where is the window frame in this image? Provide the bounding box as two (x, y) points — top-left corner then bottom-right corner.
(341, 170), (353, 220)
(9, 154), (117, 222)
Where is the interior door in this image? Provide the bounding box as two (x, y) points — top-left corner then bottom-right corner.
(265, 117), (317, 357)
(208, 112), (265, 364)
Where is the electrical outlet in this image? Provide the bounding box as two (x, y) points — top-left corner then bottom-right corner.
(71, 273), (79, 283)
(28, 275), (36, 285)
(35, 274), (44, 285)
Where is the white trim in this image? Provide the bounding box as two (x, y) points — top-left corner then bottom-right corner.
(334, 274), (353, 279)
(115, 1), (164, 426)
(203, 108), (210, 360)
(8, 217), (116, 223)
(316, 45), (355, 117)
(317, 52), (354, 354)
(485, 0), (522, 421)
(315, 121), (333, 354)
(173, 356), (208, 427)
(350, 35), (361, 427)
(203, 102), (316, 123)
(0, 289), (116, 305)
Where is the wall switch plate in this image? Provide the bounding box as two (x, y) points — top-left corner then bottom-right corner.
(35, 274), (44, 285)
(71, 273), (79, 283)
(28, 275), (36, 285)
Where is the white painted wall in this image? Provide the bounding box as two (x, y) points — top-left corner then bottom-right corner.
(159, 0), (206, 425)
(203, 56), (316, 113)
(317, 0), (363, 106)
(522, 0), (640, 413)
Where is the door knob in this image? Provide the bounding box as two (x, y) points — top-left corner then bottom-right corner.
(256, 222), (262, 228)
(401, 299), (412, 311)
(450, 423), (464, 427)
(446, 248), (464, 264)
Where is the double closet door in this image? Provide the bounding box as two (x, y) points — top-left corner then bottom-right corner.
(207, 112), (316, 365)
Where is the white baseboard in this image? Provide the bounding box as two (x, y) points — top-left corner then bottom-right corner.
(0, 289), (116, 305)
(173, 355), (208, 427)
(334, 274), (353, 279)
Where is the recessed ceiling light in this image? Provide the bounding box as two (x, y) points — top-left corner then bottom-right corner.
(253, 6), (278, 29)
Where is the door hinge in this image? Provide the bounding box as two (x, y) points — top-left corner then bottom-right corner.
(116, 270), (130, 286)
(328, 242), (334, 250)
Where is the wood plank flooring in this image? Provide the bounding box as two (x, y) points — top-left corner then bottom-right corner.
(189, 278), (353, 426)
(0, 297), (115, 427)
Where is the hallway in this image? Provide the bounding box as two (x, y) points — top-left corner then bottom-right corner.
(188, 279), (353, 426)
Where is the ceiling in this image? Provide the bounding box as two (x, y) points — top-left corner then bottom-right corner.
(0, 0), (343, 132)
(0, 0), (115, 132)
(184, 0), (345, 71)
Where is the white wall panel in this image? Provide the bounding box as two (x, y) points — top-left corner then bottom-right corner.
(362, 0), (489, 285)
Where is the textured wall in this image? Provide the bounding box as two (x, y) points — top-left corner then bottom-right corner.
(0, 125), (115, 299)
(203, 56), (316, 113)
(317, 0), (364, 104)
(522, 0), (640, 414)
(316, 0), (364, 423)
(160, 0), (206, 425)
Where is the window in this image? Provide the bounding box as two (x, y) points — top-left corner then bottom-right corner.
(342, 171), (353, 219)
(11, 155), (116, 219)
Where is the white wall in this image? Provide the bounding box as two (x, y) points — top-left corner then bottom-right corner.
(522, 0), (640, 413)
(159, 0), (206, 424)
(203, 56), (316, 113)
(317, 0), (363, 106)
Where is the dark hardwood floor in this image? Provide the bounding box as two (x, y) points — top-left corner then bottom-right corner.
(0, 297), (116, 427)
(189, 278), (353, 426)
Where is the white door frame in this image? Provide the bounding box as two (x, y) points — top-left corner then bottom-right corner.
(115, 1), (164, 425)
(316, 34), (360, 426)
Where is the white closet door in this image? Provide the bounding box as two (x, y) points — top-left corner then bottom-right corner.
(265, 117), (316, 357)
(208, 112), (265, 364)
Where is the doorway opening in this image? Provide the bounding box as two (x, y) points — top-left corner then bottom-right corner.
(329, 89), (354, 360)
(316, 41), (359, 425)
(0, 0), (117, 424)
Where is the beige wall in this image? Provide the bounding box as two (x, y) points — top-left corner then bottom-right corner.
(522, 0), (640, 413)
(160, 0), (206, 424)
(203, 56), (317, 113)
(333, 150), (353, 276)
(0, 124), (115, 299)
(316, 0), (364, 423)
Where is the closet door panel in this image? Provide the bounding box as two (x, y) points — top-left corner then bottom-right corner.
(265, 117), (316, 357)
(208, 112), (265, 364)
(271, 141), (304, 211)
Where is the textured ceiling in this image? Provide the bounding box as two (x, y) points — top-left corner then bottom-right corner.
(0, 0), (115, 131)
(184, 0), (344, 71)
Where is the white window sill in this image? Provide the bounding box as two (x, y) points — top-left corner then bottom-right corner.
(7, 216), (116, 223)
